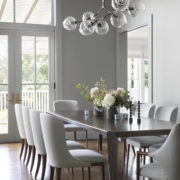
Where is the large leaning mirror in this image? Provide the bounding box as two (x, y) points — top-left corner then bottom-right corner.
(127, 26), (150, 103)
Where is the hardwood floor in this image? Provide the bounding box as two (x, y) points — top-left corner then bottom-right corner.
(0, 140), (147, 180)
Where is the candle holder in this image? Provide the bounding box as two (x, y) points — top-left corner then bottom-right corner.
(137, 101), (141, 124)
(129, 100), (133, 124)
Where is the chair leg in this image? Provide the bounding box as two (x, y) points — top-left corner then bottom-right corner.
(35, 154), (41, 179)
(127, 144), (130, 167)
(85, 130), (88, 148)
(74, 131), (77, 141)
(124, 140), (127, 164)
(88, 167), (91, 180)
(30, 146), (36, 172)
(150, 157), (153, 163)
(131, 145), (136, 156)
(56, 168), (61, 180)
(26, 145), (32, 167)
(136, 152), (140, 180)
(102, 164), (105, 180)
(97, 134), (103, 152)
(23, 141), (28, 163)
(41, 155), (47, 180)
(82, 167), (84, 180)
(143, 148), (146, 164)
(50, 166), (55, 180)
(20, 139), (25, 158)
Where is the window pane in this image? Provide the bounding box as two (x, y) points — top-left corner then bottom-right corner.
(36, 85), (49, 112)
(0, 35), (8, 84)
(22, 36), (35, 83)
(36, 37), (49, 83)
(22, 85), (35, 108)
(0, 0), (13, 22)
(0, 85), (8, 134)
(26, 0), (52, 25)
(15, 0), (34, 23)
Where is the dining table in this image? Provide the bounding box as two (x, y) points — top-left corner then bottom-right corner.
(48, 110), (175, 180)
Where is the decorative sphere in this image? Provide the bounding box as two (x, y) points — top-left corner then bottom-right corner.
(95, 20), (109, 35)
(79, 22), (94, 36)
(82, 11), (95, 28)
(111, 0), (129, 11)
(110, 11), (127, 28)
(63, 16), (77, 31)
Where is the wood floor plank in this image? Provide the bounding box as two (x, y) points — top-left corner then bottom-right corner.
(0, 140), (140, 180)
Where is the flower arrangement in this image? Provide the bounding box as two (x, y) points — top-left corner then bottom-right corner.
(75, 77), (107, 108)
(102, 88), (130, 109)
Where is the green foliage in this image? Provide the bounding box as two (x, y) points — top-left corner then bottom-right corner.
(75, 83), (91, 101)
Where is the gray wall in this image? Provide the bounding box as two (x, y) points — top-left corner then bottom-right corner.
(151, 0), (180, 120)
(116, 0), (180, 120)
(60, 0), (116, 109)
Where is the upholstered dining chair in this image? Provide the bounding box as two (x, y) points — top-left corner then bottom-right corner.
(40, 113), (107, 180)
(53, 100), (88, 147)
(29, 109), (86, 179)
(137, 122), (180, 180)
(22, 106), (36, 172)
(126, 104), (156, 164)
(15, 104), (26, 159)
(126, 105), (178, 165)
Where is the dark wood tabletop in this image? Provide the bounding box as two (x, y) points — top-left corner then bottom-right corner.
(48, 110), (175, 137)
(48, 110), (175, 180)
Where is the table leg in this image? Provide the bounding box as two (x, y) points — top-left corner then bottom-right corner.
(107, 132), (118, 180)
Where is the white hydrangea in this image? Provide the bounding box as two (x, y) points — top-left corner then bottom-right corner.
(117, 87), (124, 91)
(102, 93), (115, 108)
(90, 87), (99, 98)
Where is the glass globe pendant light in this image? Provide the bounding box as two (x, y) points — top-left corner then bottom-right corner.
(110, 11), (127, 28)
(79, 22), (94, 36)
(128, 0), (146, 17)
(95, 20), (109, 35)
(62, 0), (146, 36)
(63, 16), (77, 31)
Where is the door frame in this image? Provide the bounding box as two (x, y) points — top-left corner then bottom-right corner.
(15, 30), (55, 111)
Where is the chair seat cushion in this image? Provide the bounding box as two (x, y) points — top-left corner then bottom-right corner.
(140, 163), (166, 180)
(126, 136), (165, 148)
(69, 149), (107, 164)
(64, 124), (86, 131)
(149, 143), (163, 152)
(66, 140), (85, 150)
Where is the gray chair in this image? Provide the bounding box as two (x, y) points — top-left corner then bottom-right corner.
(40, 113), (107, 180)
(29, 109), (85, 179)
(15, 104), (26, 159)
(53, 100), (88, 147)
(137, 122), (180, 180)
(22, 106), (36, 172)
(126, 104), (157, 164)
(127, 105), (178, 165)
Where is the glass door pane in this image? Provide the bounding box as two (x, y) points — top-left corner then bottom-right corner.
(0, 35), (8, 134)
(21, 35), (50, 112)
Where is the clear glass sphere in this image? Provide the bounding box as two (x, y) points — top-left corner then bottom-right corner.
(82, 11), (95, 28)
(79, 22), (94, 36)
(111, 0), (129, 11)
(95, 20), (109, 35)
(63, 16), (77, 31)
(128, 0), (146, 17)
(110, 11), (127, 28)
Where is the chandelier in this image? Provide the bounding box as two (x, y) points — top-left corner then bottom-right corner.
(63, 0), (146, 36)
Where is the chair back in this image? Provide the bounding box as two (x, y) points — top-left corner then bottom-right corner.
(155, 105), (178, 123)
(15, 104), (26, 139)
(40, 113), (88, 168)
(29, 109), (46, 155)
(53, 100), (79, 111)
(150, 122), (180, 180)
(22, 106), (34, 146)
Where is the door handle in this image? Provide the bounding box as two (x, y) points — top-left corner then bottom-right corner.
(9, 93), (15, 105)
(16, 93), (22, 104)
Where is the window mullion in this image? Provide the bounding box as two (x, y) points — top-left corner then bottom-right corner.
(34, 36), (36, 109)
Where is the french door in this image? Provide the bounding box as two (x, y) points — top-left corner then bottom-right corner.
(0, 29), (55, 143)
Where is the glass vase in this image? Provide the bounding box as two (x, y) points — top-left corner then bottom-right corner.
(106, 107), (118, 120)
(93, 106), (104, 117)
